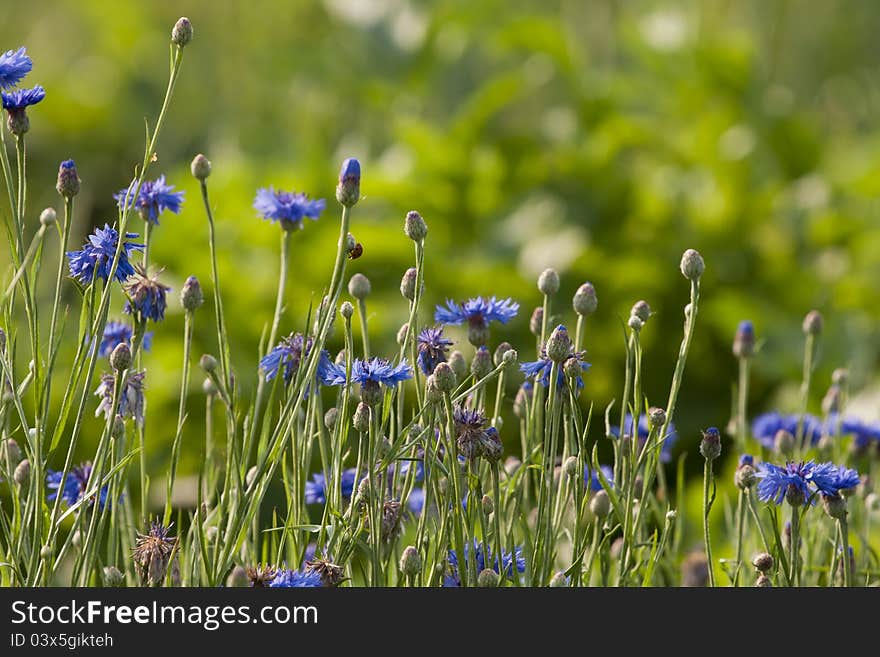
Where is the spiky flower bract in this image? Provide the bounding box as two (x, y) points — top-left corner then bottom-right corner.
(123, 265), (171, 323)
(66, 224), (143, 284)
(253, 187), (325, 230)
(434, 296), (519, 327)
(99, 321), (152, 358)
(0, 47), (32, 90)
(416, 326), (453, 375)
(114, 175), (184, 225)
(259, 333), (345, 387)
(46, 463), (109, 508)
(133, 521), (178, 587)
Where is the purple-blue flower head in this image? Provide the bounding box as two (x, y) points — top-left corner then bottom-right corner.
(444, 540), (526, 586)
(407, 487), (425, 516)
(66, 224), (143, 284)
(260, 333), (345, 387)
(304, 468), (359, 505)
(520, 350), (591, 390)
(0, 47), (32, 90)
(585, 464), (614, 492)
(268, 568), (323, 588)
(752, 412), (823, 448)
(99, 321), (152, 358)
(95, 370), (146, 426)
(434, 296), (519, 328)
(123, 265), (171, 323)
(1, 84), (44, 110)
(254, 187), (325, 230)
(416, 326), (453, 375)
(46, 463), (109, 508)
(350, 357), (413, 388)
(829, 415), (880, 450)
(755, 460), (840, 506)
(114, 175), (184, 226)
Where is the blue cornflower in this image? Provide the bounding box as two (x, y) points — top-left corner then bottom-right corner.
(610, 413), (679, 463)
(123, 265), (171, 323)
(826, 465), (860, 494)
(66, 224), (143, 284)
(99, 321), (152, 358)
(260, 333), (345, 387)
(350, 357), (413, 387)
(254, 187), (326, 230)
(304, 468), (359, 505)
(407, 487), (425, 515)
(520, 350), (591, 390)
(444, 540), (526, 587)
(1, 84), (44, 110)
(46, 462), (109, 508)
(585, 464), (614, 492)
(434, 296), (519, 327)
(828, 415), (880, 450)
(95, 370), (146, 426)
(0, 47), (32, 90)
(751, 412), (824, 448)
(268, 568), (323, 588)
(416, 326), (453, 375)
(114, 175), (184, 225)
(755, 460), (839, 506)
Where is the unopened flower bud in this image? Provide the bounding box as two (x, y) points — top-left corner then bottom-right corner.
(112, 415), (126, 440)
(822, 384), (842, 416)
(39, 207), (56, 227)
(802, 310), (823, 336)
(756, 574), (772, 588)
(832, 368), (849, 386)
(13, 458), (29, 485)
(477, 568), (499, 587)
(353, 402), (371, 432)
(348, 273), (371, 300)
(199, 354), (217, 373)
(424, 375), (442, 405)
(502, 349), (518, 367)
(336, 157), (361, 207)
(56, 160), (80, 198)
(822, 493), (847, 520)
(680, 248), (705, 281)
(396, 323), (410, 346)
(699, 427), (721, 461)
(752, 552), (774, 573)
(494, 342), (513, 367)
(774, 429), (795, 457)
(433, 362), (457, 393)
(1, 439), (22, 468)
(399, 546), (421, 577)
(549, 571), (567, 587)
(546, 325), (571, 362)
(324, 407), (338, 430)
(627, 315), (643, 332)
(563, 357), (582, 380)
(226, 565), (249, 588)
(590, 490), (611, 518)
(573, 282), (598, 316)
(537, 268), (560, 296)
(647, 407), (666, 431)
(471, 346), (492, 379)
(404, 210), (427, 242)
(360, 379), (383, 406)
(563, 456), (579, 478)
(171, 17), (193, 47)
(631, 300), (651, 323)
(400, 267), (418, 301)
(733, 320), (755, 359)
(190, 153), (211, 180)
(513, 383), (532, 418)
(481, 494), (494, 516)
(40, 545), (53, 562)
(340, 301), (354, 320)
(110, 342), (132, 372)
(202, 377), (217, 396)
(103, 566), (125, 587)
(529, 307), (544, 336)
(179, 275), (204, 312)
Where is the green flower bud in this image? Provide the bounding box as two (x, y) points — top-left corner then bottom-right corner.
(171, 17), (193, 47)
(191, 153), (211, 180)
(537, 268), (560, 296)
(348, 273), (371, 300)
(39, 207), (56, 227)
(573, 282), (598, 316)
(404, 210), (427, 242)
(680, 248), (705, 281)
(399, 546), (421, 577)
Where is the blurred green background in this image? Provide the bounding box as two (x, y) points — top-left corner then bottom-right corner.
(2, 0), (880, 492)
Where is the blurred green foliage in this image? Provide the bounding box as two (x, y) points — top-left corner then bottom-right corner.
(2, 0), (880, 488)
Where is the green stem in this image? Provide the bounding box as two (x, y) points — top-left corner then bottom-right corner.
(702, 456), (716, 587)
(165, 310), (193, 525)
(357, 298), (370, 358)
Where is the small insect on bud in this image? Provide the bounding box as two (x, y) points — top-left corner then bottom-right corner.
(774, 429), (795, 457)
(822, 493), (848, 520)
(39, 207), (56, 227)
(348, 273), (371, 300)
(404, 210), (428, 242)
(340, 301), (354, 320)
(13, 458), (30, 485)
(353, 402), (371, 433)
(477, 568), (499, 588)
(752, 552), (774, 573)
(180, 275), (204, 312)
(433, 362), (457, 393)
(171, 17), (193, 46)
(631, 300), (651, 323)
(400, 267), (418, 301)
(802, 310), (823, 336)
(733, 320), (755, 359)
(563, 456), (579, 478)
(110, 342), (132, 372)
(756, 574), (772, 588)
(336, 157), (361, 207)
(226, 565), (250, 588)
(399, 546), (422, 577)
(471, 346), (493, 379)
(494, 342), (513, 367)
(529, 307), (544, 337)
(590, 490), (611, 519)
(549, 571), (568, 588)
(102, 566), (125, 587)
(481, 494), (494, 516)
(396, 323), (410, 346)
(56, 160), (80, 198)
(324, 407), (339, 430)
(648, 407), (667, 430)
(190, 153), (211, 180)
(680, 248), (705, 281)
(448, 350), (467, 381)
(699, 427), (721, 461)
(537, 268), (560, 296)
(546, 325), (572, 362)
(573, 282), (598, 317)
(199, 354), (217, 373)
